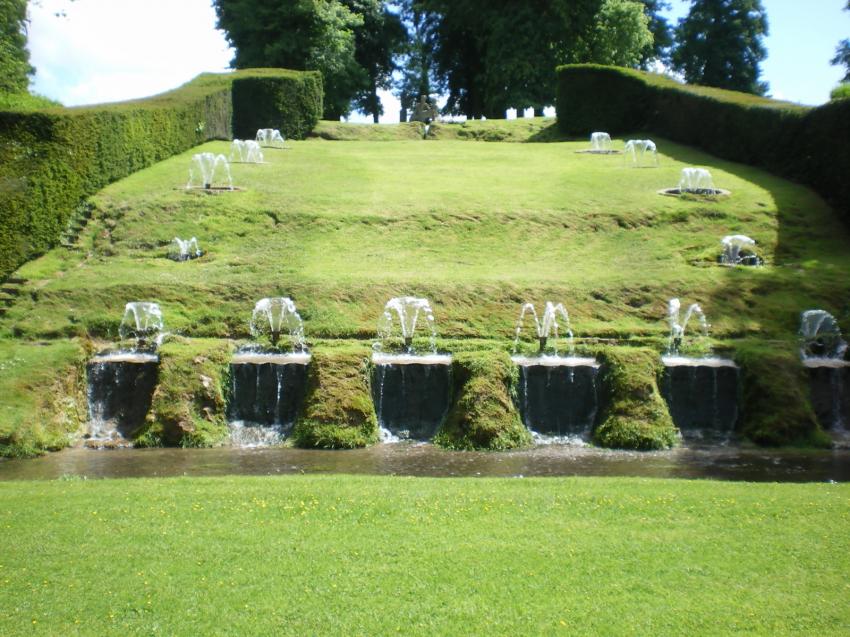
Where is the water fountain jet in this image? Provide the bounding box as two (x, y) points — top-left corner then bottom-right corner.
(249, 297), (306, 351)
(229, 139), (264, 163)
(372, 297), (451, 440)
(623, 139), (658, 167)
(720, 235), (759, 266)
(186, 152), (233, 190)
(171, 237), (202, 261)
(256, 128), (285, 148)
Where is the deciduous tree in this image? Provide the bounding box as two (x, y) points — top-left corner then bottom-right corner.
(0, 0), (32, 93)
(671, 0), (769, 95)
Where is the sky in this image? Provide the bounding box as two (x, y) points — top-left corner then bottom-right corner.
(27, 0), (850, 117)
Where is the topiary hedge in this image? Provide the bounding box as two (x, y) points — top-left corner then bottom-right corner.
(0, 68), (323, 283)
(556, 64), (850, 221)
(232, 69), (322, 140)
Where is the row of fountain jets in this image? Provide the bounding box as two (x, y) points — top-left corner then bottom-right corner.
(116, 296), (846, 365)
(184, 129), (722, 196)
(185, 128), (285, 190)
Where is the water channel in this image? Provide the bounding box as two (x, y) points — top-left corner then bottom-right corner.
(1, 444), (848, 482)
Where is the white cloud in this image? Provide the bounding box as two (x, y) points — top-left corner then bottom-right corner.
(28, 0), (233, 106)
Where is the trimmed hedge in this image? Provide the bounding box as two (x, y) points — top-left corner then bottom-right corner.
(232, 69), (322, 140)
(556, 64), (850, 220)
(0, 69), (323, 282)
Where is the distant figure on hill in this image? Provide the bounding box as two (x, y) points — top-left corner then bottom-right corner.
(411, 95), (439, 124)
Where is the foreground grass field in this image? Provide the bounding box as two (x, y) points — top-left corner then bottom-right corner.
(0, 475), (847, 635)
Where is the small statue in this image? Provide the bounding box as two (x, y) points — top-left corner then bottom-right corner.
(410, 95), (439, 124)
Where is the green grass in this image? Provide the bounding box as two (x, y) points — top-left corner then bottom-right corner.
(0, 340), (85, 456)
(1, 119), (849, 451)
(0, 475), (847, 636)
(4, 127), (848, 344)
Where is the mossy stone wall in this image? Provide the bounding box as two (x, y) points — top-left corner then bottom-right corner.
(137, 338), (233, 448)
(435, 351), (531, 450)
(292, 348), (378, 449)
(593, 347), (678, 450)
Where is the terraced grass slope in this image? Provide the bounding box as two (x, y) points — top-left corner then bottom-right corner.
(1, 119), (848, 452)
(4, 122), (848, 344)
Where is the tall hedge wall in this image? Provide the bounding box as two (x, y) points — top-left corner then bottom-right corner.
(0, 69), (323, 282)
(556, 64), (850, 220)
(232, 69), (322, 140)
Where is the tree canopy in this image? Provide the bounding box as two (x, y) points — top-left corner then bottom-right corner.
(0, 0), (33, 93)
(831, 1), (850, 83)
(671, 0), (769, 96)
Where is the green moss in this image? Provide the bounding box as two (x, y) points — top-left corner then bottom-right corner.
(136, 338), (232, 448)
(593, 347), (678, 450)
(0, 339), (87, 457)
(435, 351), (531, 451)
(292, 346), (378, 449)
(734, 341), (830, 448)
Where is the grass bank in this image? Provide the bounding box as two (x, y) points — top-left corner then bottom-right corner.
(0, 475), (847, 636)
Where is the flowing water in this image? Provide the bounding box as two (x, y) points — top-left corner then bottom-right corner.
(1, 444), (848, 482)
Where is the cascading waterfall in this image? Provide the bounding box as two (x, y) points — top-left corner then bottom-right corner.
(800, 309), (849, 432)
(372, 297), (451, 441)
(87, 302), (164, 445)
(228, 298), (311, 446)
(511, 301), (599, 441)
(661, 299), (739, 439)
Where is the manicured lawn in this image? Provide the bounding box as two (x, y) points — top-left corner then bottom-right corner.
(4, 127), (848, 343)
(0, 475), (848, 635)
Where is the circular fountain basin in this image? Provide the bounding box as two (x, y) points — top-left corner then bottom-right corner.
(231, 352), (311, 365)
(575, 149), (621, 155)
(661, 356), (737, 368)
(658, 187), (731, 197)
(371, 353), (452, 365)
(511, 355), (599, 368)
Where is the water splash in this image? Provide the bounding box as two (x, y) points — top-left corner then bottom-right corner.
(186, 152), (233, 190)
(119, 302), (164, 350)
(720, 235), (758, 266)
(667, 298), (709, 355)
(229, 139), (264, 163)
(375, 297), (437, 354)
(228, 421), (287, 447)
(514, 302), (573, 354)
(623, 139), (657, 167)
(800, 310), (847, 360)
(678, 167), (716, 194)
(249, 297), (306, 351)
(171, 237), (202, 261)
(590, 132), (612, 152)
(256, 128), (285, 148)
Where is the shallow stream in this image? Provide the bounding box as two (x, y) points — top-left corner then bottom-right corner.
(1, 444), (848, 482)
